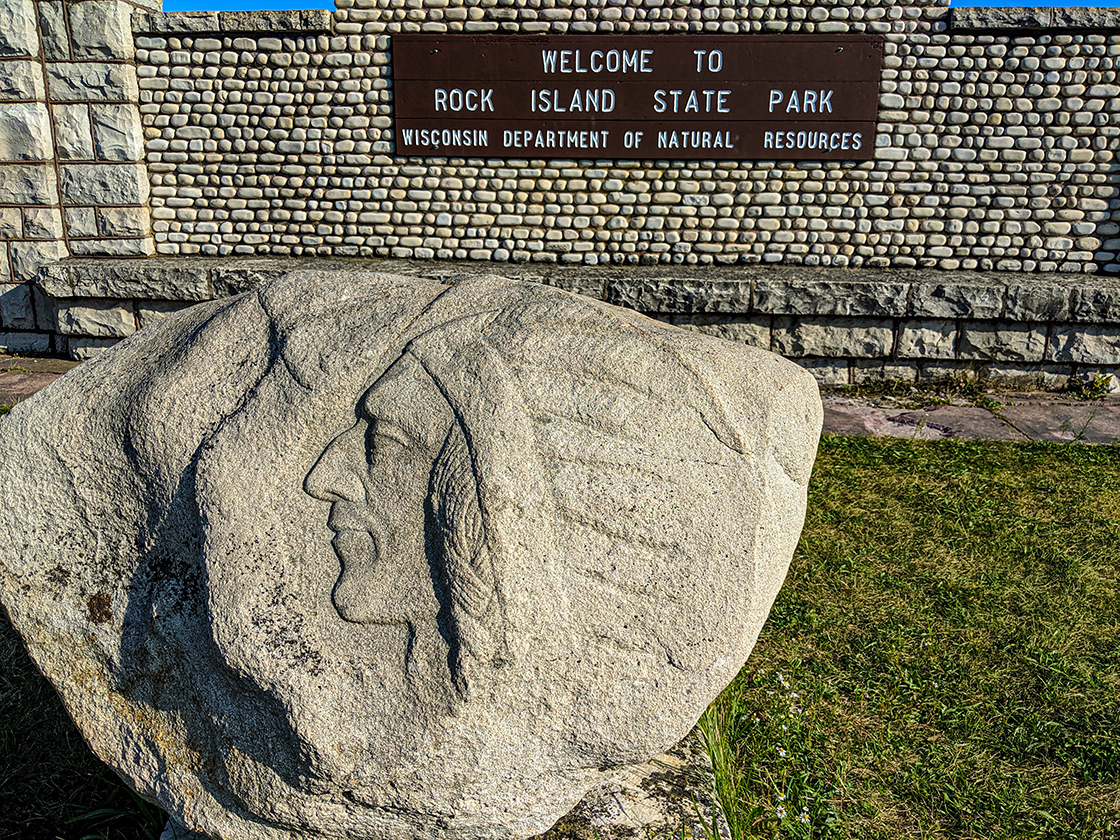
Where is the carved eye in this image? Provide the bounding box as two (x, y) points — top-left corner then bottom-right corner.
(369, 418), (415, 451)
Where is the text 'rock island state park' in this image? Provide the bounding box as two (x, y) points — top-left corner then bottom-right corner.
(393, 35), (883, 159)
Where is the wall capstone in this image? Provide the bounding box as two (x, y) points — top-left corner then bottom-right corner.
(35, 257), (1120, 389)
(950, 6), (1120, 31)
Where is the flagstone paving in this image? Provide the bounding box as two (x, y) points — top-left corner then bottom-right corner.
(822, 391), (1120, 444)
(3, 354), (1119, 444)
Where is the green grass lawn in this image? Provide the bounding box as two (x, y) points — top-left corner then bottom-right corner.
(2, 437), (1118, 839)
(706, 438), (1120, 840)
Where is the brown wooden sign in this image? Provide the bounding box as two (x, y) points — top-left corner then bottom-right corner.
(392, 34), (883, 161)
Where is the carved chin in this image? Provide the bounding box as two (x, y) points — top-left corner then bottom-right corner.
(330, 530), (384, 623)
(331, 529), (439, 624)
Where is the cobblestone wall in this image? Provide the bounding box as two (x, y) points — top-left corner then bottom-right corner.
(4, 0), (1120, 386)
(133, 1), (1120, 273)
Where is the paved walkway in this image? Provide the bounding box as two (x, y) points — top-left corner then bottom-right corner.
(824, 391), (1120, 444)
(3, 355), (1119, 443)
(0, 355), (78, 406)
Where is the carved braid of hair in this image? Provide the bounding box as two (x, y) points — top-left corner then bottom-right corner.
(429, 420), (499, 699)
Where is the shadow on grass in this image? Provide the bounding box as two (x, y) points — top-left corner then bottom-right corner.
(0, 615), (166, 840)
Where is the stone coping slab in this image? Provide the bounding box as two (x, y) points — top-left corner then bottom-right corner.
(35, 258), (1120, 324)
(132, 9), (334, 35)
(950, 6), (1120, 30)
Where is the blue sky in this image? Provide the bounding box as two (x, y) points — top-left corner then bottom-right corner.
(952, 0), (1117, 5)
(163, 0), (1117, 12)
(162, 0), (332, 10)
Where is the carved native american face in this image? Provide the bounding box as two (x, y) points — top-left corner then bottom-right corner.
(304, 348), (502, 698)
(304, 355), (454, 626)
(303, 294), (804, 714)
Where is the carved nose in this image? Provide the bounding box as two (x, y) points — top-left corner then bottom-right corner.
(304, 424), (367, 503)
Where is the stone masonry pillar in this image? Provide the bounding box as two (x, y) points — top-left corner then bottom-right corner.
(0, 0), (65, 352)
(0, 0), (156, 354)
(48, 0), (156, 257)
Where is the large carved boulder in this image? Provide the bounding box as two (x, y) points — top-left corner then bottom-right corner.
(0, 273), (821, 840)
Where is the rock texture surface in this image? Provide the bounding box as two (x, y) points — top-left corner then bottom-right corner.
(0, 273), (821, 840)
(158, 728), (730, 840)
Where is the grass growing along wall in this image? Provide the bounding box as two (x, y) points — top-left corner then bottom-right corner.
(1, 437), (1118, 838)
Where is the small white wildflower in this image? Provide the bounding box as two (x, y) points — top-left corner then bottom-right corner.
(781, 725), (788, 732)
(777, 747), (787, 758)
(776, 805), (787, 819)
(777, 793), (786, 802)
(799, 811), (810, 824)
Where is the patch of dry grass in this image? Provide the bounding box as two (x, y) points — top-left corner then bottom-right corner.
(0, 617), (166, 840)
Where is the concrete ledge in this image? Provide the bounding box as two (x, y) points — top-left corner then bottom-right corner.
(35, 258), (1120, 323)
(950, 6), (1120, 31)
(38, 259), (212, 301)
(32, 259), (1120, 380)
(132, 9), (334, 35)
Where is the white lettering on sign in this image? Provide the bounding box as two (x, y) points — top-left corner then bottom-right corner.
(768, 89), (834, 114)
(532, 88), (617, 113)
(433, 88), (495, 112)
(691, 49), (724, 72)
(762, 130), (861, 151)
(400, 127), (490, 149)
(541, 49), (653, 74)
(656, 129), (733, 150)
(624, 130), (645, 149)
(652, 89), (731, 114)
(503, 129), (611, 149)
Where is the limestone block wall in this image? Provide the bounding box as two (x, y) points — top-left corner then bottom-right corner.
(0, 0), (155, 354)
(1, 0), (63, 353)
(131, 0), (1120, 274)
(46, 0), (156, 258)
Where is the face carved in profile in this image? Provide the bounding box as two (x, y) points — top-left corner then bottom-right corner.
(304, 356), (454, 626)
